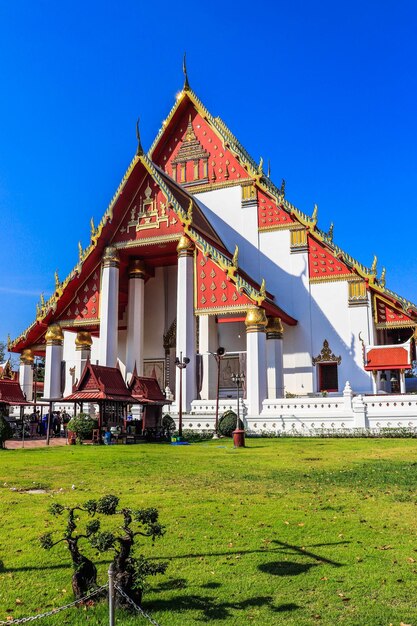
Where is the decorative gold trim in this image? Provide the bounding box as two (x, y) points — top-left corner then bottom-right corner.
(190, 178), (252, 194)
(177, 235), (195, 256)
(259, 222), (302, 232)
(59, 318), (100, 328)
(310, 274), (353, 284)
(312, 340), (341, 365)
(375, 321), (416, 330)
(114, 234), (182, 249)
(195, 305), (251, 316)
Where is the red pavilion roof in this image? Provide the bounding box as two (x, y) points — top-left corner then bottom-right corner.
(64, 362), (137, 403)
(365, 343), (412, 371)
(0, 379), (31, 405)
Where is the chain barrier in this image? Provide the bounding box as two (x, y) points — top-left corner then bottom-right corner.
(114, 584), (162, 626)
(0, 584), (108, 625)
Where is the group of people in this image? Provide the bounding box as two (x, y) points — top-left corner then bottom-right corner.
(27, 410), (71, 437)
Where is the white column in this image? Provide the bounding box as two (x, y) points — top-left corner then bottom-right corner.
(126, 259), (146, 381)
(371, 371), (378, 394)
(400, 370), (406, 393)
(99, 246), (119, 367)
(199, 314), (218, 400)
(245, 307), (267, 416)
(175, 236), (196, 412)
(266, 317), (284, 399)
(75, 332), (92, 382)
(19, 349), (34, 402)
(44, 324), (64, 400)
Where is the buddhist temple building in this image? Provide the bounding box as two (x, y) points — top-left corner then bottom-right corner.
(8, 72), (417, 432)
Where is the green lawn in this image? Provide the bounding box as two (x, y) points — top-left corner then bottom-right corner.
(1, 438), (417, 625)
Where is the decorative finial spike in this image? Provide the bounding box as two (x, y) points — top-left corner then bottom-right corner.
(54, 270), (60, 291)
(187, 198), (193, 222)
(312, 203), (318, 223)
(258, 156), (264, 175)
(183, 52), (190, 91)
(78, 241), (83, 261)
(280, 179), (286, 197)
(380, 267), (386, 288)
(232, 245), (239, 269)
(267, 160), (271, 178)
(371, 255), (378, 275)
(136, 118), (143, 156)
(328, 222), (334, 241)
(260, 278), (266, 298)
(90, 217), (95, 237)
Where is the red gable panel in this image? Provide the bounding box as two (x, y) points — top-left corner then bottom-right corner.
(112, 173), (184, 245)
(308, 236), (352, 280)
(58, 267), (100, 323)
(258, 189), (294, 230)
(375, 296), (414, 326)
(154, 104), (249, 188)
(195, 248), (255, 312)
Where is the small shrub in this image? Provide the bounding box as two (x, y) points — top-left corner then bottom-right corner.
(67, 413), (98, 442)
(162, 414), (176, 439)
(218, 410), (239, 437)
(0, 415), (12, 448)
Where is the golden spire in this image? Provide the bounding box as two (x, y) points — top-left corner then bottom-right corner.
(312, 203), (318, 224)
(280, 178), (286, 198)
(78, 241), (83, 262)
(54, 270), (60, 291)
(136, 118), (143, 156)
(371, 255), (378, 275)
(40, 293), (45, 307)
(260, 278), (266, 298)
(232, 245), (239, 269)
(183, 52), (190, 91)
(380, 267), (386, 288)
(90, 217), (95, 238)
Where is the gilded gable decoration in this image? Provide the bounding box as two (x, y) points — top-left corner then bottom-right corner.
(312, 340), (341, 365)
(172, 116), (209, 185)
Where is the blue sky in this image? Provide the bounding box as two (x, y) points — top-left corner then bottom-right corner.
(1, 0), (416, 347)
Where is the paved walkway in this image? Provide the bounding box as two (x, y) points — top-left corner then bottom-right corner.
(5, 437), (69, 449)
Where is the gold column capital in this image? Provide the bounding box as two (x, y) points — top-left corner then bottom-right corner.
(177, 235), (195, 257)
(128, 259), (147, 279)
(45, 323), (64, 346)
(75, 331), (92, 350)
(266, 316), (284, 339)
(102, 245), (120, 267)
(20, 348), (34, 365)
(245, 307), (268, 333)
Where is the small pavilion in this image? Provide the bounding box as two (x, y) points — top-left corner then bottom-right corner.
(64, 361), (137, 432)
(128, 367), (170, 434)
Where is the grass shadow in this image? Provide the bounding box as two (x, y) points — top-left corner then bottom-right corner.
(259, 560), (317, 576)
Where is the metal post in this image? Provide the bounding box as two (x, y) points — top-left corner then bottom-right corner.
(178, 365), (183, 438)
(236, 380), (240, 431)
(21, 406), (25, 449)
(108, 563), (115, 626)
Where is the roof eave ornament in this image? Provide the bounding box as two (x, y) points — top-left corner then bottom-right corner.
(183, 52), (190, 92)
(136, 118), (143, 157)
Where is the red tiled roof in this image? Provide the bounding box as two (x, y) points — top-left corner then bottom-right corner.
(365, 345), (411, 371)
(0, 379), (31, 405)
(64, 362), (137, 403)
(128, 374), (168, 405)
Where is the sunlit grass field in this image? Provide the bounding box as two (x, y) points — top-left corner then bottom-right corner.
(1, 438), (417, 625)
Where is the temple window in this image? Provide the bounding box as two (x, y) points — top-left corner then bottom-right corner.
(172, 164), (177, 182)
(317, 363), (338, 392)
(180, 163), (186, 182)
(194, 160), (199, 180)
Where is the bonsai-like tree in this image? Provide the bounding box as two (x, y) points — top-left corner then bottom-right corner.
(89, 495), (167, 607)
(0, 413), (12, 449)
(40, 503), (100, 598)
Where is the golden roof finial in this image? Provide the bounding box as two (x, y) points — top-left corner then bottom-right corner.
(183, 52), (190, 91)
(260, 278), (266, 298)
(328, 222), (334, 241)
(136, 118), (143, 156)
(90, 217), (95, 237)
(54, 270), (60, 291)
(232, 245), (239, 269)
(187, 198), (193, 223)
(280, 178), (286, 198)
(258, 156), (264, 175)
(78, 241), (83, 262)
(312, 203), (318, 224)
(371, 255), (378, 275)
(40, 293), (45, 306)
(380, 267), (386, 288)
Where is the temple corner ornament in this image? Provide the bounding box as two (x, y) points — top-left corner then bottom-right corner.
(312, 340), (341, 366)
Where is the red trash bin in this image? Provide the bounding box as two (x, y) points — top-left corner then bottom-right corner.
(232, 429), (245, 448)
